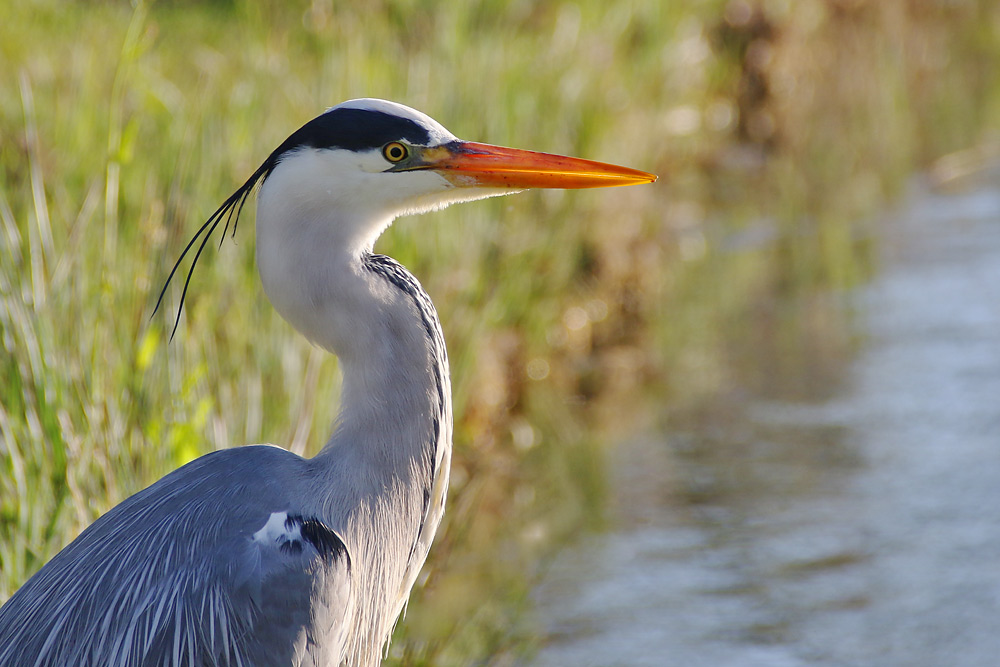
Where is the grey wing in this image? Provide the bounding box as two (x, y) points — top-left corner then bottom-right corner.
(0, 446), (353, 667)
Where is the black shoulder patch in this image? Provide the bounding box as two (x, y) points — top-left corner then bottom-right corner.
(274, 108), (432, 158)
(284, 514), (351, 570)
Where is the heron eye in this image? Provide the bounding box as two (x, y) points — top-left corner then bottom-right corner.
(382, 142), (408, 163)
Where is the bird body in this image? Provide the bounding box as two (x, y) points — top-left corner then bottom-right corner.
(0, 99), (654, 665)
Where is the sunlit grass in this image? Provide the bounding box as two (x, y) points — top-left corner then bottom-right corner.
(1, 0), (998, 662)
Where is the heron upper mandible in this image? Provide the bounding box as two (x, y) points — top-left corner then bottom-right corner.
(0, 99), (655, 666)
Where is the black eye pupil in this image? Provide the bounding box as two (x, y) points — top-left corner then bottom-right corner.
(385, 143), (406, 161)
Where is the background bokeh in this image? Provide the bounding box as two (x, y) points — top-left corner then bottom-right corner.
(1, 0), (998, 664)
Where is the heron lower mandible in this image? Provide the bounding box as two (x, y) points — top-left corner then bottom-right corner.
(0, 99), (655, 666)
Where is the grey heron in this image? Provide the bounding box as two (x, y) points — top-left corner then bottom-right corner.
(0, 98), (655, 666)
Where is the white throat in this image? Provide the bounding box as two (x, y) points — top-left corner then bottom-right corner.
(254, 149), (450, 436)
(254, 145), (514, 352)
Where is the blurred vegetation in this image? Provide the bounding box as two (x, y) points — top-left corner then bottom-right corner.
(1, 0), (998, 663)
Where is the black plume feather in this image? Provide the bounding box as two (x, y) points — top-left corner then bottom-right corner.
(152, 157), (274, 340)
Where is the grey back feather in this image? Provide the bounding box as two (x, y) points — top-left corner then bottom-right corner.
(0, 447), (351, 666)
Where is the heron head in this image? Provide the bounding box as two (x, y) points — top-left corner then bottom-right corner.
(155, 98), (655, 336)
(255, 98), (655, 250)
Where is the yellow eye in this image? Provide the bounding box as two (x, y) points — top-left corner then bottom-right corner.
(382, 142), (408, 163)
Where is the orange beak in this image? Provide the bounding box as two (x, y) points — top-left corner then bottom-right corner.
(417, 141), (656, 189)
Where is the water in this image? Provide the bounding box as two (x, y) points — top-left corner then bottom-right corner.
(531, 174), (1000, 666)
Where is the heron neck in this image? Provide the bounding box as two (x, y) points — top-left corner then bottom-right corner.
(258, 243), (453, 665)
(312, 253), (451, 480)
(254, 197), (451, 482)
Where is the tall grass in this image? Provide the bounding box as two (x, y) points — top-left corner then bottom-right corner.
(1, 0), (998, 662)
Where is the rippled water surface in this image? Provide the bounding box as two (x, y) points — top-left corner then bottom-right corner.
(531, 176), (1000, 667)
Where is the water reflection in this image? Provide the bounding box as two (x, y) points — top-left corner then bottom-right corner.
(532, 174), (1000, 666)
